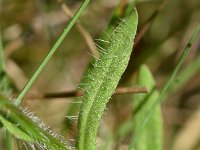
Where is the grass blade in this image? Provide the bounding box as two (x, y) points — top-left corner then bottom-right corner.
(15, 0), (92, 106)
(128, 24), (200, 150)
(76, 9), (138, 150)
(169, 55), (200, 92)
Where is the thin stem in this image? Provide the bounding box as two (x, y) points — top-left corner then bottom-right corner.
(25, 86), (148, 100)
(15, 0), (92, 106)
(0, 29), (14, 150)
(5, 131), (13, 150)
(128, 24), (200, 150)
(0, 30), (4, 71)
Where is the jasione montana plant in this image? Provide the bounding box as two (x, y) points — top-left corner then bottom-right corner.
(0, 5), (138, 150)
(76, 9), (138, 150)
(0, 0), (199, 149)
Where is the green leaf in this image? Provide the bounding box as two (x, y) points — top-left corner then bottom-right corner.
(76, 9), (138, 150)
(133, 64), (163, 150)
(0, 116), (34, 142)
(0, 96), (69, 150)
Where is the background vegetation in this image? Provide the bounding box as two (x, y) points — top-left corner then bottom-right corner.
(0, 0), (200, 149)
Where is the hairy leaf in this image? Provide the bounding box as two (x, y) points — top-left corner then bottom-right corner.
(76, 9), (138, 150)
(0, 96), (70, 150)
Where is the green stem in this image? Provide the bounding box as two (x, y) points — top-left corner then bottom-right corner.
(15, 0), (92, 106)
(128, 24), (200, 150)
(0, 29), (14, 150)
(0, 30), (3, 72)
(0, 30), (13, 150)
(5, 131), (13, 150)
(0, 30), (10, 94)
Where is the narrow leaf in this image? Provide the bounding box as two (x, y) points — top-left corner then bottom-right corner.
(133, 64), (162, 150)
(76, 9), (138, 150)
(0, 116), (34, 142)
(0, 96), (70, 150)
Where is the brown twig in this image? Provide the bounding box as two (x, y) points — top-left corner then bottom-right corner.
(4, 37), (24, 58)
(25, 86), (148, 100)
(58, 0), (99, 59)
(117, 0), (128, 16)
(115, 87), (148, 95)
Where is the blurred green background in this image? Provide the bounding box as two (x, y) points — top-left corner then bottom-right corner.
(0, 0), (200, 149)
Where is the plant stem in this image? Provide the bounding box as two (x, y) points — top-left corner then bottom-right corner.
(0, 29), (9, 93)
(5, 131), (13, 150)
(15, 0), (92, 106)
(0, 29), (14, 150)
(25, 86), (148, 100)
(0, 30), (4, 72)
